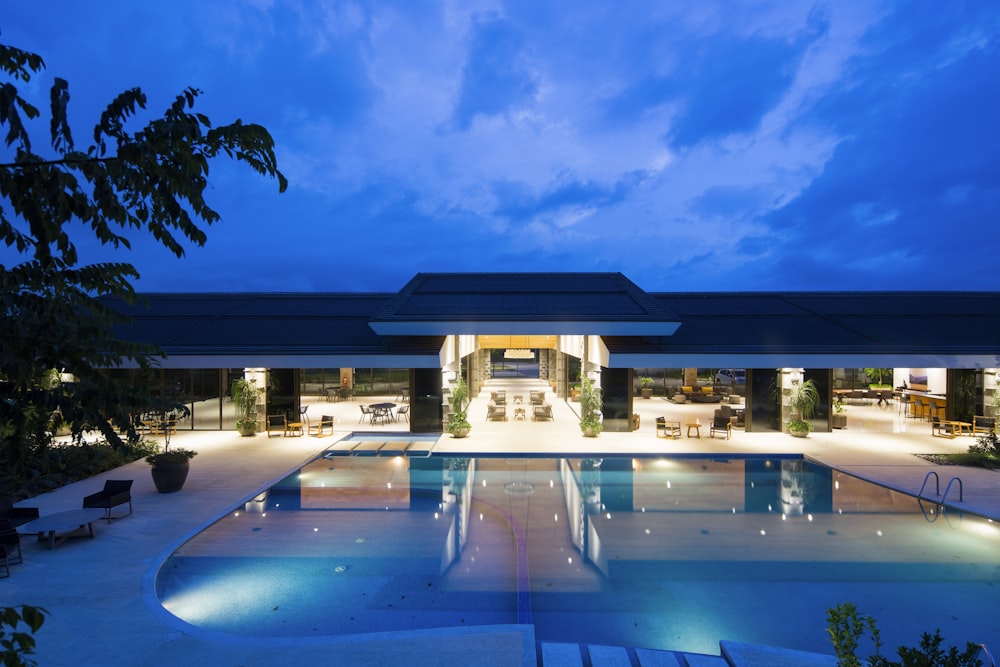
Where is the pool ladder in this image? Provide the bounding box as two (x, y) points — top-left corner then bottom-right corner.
(917, 471), (964, 503)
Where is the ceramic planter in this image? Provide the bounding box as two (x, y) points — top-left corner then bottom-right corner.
(151, 460), (191, 493)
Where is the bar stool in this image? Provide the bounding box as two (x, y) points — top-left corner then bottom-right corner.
(909, 398), (926, 420)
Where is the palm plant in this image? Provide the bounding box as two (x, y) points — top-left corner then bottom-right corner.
(787, 378), (819, 435)
(232, 378), (261, 435)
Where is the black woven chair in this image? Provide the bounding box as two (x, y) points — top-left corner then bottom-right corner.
(0, 498), (39, 528)
(82, 479), (133, 523)
(0, 518), (23, 577)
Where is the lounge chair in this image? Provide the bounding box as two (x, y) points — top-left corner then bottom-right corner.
(532, 403), (553, 421)
(267, 414), (287, 436)
(0, 519), (23, 578)
(309, 415), (335, 437)
(973, 415), (996, 436)
(0, 498), (39, 528)
(487, 401), (506, 421)
(82, 479), (133, 522)
(710, 415), (732, 440)
(655, 416), (681, 439)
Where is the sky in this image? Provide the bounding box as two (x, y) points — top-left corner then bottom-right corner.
(3, 1), (1000, 294)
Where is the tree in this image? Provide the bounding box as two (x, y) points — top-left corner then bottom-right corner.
(0, 43), (286, 481)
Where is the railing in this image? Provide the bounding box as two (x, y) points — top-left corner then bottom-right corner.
(942, 476), (964, 503)
(917, 471), (939, 499)
(917, 471), (964, 503)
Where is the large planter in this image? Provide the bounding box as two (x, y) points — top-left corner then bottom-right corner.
(151, 460), (191, 493)
(238, 424), (257, 437)
(450, 427), (470, 439)
(788, 428), (809, 438)
(582, 426), (600, 437)
(832, 413), (847, 429)
(640, 388), (653, 399)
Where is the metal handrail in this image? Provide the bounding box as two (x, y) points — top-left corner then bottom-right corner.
(918, 471), (939, 499)
(942, 476), (964, 503)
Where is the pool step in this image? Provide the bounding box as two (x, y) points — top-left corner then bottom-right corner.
(538, 641), (837, 666)
(540, 643), (685, 666)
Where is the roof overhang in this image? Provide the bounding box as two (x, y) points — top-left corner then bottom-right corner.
(368, 272), (682, 337)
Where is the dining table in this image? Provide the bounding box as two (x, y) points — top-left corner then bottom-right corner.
(368, 402), (397, 425)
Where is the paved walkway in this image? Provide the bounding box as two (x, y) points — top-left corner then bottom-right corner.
(5, 392), (998, 666)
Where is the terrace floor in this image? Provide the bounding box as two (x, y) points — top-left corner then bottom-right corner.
(6, 378), (999, 666)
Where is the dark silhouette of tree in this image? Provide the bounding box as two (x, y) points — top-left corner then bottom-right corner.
(0, 42), (286, 478)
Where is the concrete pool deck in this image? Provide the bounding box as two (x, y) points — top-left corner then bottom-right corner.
(5, 393), (999, 666)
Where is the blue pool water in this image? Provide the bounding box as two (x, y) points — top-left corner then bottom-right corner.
(154, 442), (1000, 655)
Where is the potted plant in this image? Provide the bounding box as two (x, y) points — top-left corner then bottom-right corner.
(579, 376), (603, 437)
(787, 378), (819, 437)
(146, 428), (197, 493)
(446, 376), (471, 438)
(638, 376), (654, 399)
(232, 378), (261, 436)
(832, 395), (847, 429)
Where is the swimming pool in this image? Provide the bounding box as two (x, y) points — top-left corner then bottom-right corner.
(154, 442), (1000, 655)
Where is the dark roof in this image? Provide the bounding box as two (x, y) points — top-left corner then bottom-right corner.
(103, 280), (1000, 369)
(368, 272), (681, 335)
(603, 292), (1000, 367)
(105, 293), (445, 368)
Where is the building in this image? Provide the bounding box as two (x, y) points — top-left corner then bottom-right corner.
(105, 272), (1000, 436)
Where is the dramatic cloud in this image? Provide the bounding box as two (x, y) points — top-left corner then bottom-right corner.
(3, 0), (998, 292)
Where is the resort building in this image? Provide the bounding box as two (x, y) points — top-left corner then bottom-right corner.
(105, 272), (1000, 438)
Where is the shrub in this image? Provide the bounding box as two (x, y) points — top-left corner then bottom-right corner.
(827, 602), (985, 667)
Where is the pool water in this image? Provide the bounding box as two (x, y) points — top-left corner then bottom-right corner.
(154, 447), (1000, 655)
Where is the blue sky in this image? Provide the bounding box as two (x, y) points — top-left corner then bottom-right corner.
(4, 1), (999, 293)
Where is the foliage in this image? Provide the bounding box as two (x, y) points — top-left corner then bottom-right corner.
(828, 602), (884, 667)
(231, 378), (261, 431)
(862, 368), (892, 386)
(446, 377), (470, 434)
(835, 395), (846, 413)
(786, 418), (811, 433)
(827, 602), (985, 667)
(0, 42), (285, 485)
(789, 378), (820, 421)
(579, 376), (603, 435)
(638, 376), (654, 388)
(970, 430), (1000, 456)
(0, 605), (48, 667)
(146, 448), (197, 466)
(0, 438), (157, 501)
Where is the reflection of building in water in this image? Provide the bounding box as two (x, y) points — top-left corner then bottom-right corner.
(780, 460), (807, 516)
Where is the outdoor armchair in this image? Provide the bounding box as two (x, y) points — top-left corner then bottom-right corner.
(0, 498), (39, 528)
(82, 479), (134, 522)
(0, 519), (24, 577)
